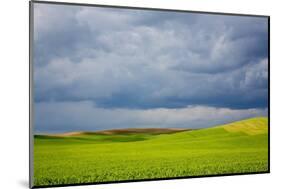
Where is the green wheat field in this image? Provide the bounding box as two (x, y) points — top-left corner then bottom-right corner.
(33, 117), (269, 186)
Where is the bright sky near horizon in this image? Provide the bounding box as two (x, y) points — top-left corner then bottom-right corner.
(33, 3), (268, 133)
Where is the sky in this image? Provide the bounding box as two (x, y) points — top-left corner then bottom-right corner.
(33, 3), (269, 133)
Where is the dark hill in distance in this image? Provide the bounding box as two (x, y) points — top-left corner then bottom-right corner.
(96, 128), (191, 135)
(42, 128), (191, 137)
(36, 116), (268, 138)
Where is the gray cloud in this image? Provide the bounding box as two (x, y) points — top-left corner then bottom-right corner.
(33, 3), (268, 132)
(35, 101), (267, 133)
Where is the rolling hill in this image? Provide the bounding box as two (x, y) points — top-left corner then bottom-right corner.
(33, 117), (269, 187)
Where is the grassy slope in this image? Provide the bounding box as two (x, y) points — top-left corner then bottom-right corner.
(33, 117), (268, 186)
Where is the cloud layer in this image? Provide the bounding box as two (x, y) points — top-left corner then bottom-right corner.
(33, 3), (268, 132)
(35, 101), (267, 133)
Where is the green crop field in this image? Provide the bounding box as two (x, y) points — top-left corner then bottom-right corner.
(33, 117), (269, 186)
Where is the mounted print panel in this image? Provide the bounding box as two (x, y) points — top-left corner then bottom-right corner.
(30, 1), (269, 188)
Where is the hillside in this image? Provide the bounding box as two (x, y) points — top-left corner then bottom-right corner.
(34, 117), (269, 186)
(220, 117), (268, 135)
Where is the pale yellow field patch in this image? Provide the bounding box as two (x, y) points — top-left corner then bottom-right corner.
(219, 117), (268, 135)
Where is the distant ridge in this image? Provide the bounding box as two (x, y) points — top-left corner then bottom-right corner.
(38, 116), (268, 137)
(46, 128), (191, 137)
(96, 128), (191, 135)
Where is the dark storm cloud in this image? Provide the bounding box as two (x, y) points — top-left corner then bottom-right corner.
(33, 3), (268, 132)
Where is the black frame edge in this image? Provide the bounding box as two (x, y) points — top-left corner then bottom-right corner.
(29, 1), (34, 188)
(267, 16), (270, 173)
